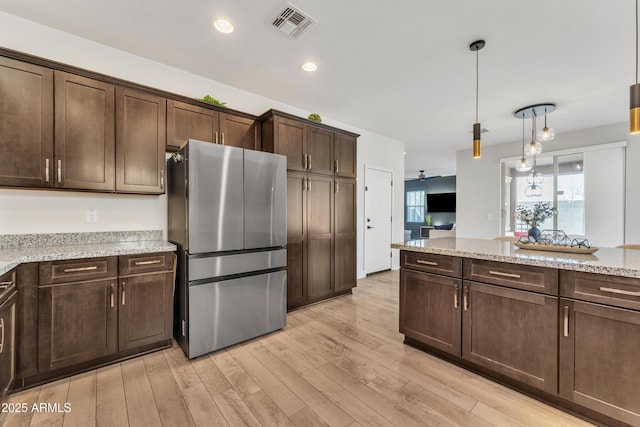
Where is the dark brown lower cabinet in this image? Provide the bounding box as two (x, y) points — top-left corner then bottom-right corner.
(334, 178), (356, 293)
(560, 299), (640, 425)
(463, 281), (558, 394)
(118, 272), (173, 351)
(38, 279), (118, 372)
(399, 269), (461, 355)
(307, 174), (334, 302)
(0, 288), (17, 402)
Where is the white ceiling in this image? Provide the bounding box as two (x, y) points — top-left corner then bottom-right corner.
(0, 0), (633, 178)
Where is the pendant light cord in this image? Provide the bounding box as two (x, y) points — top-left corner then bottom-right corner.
(475, 49), (479, 123)
(522, 115), (525, 157)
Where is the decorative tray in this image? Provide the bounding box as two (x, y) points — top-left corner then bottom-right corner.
(514, 242), (599, 254)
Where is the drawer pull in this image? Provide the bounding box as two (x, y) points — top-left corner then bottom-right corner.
(416, 260), (438, 266)
(134, 260), (162, 266)
(45, 158), (50, 182)
(0, 281), (14, 289)
(563, 305), (570, 337)
(463, 287), (469, 311)
(63, 266), (98, 273)
(599, 287), (640, 297)
(122, 282), (126, 306)
(454, 284), (459, 309)
(489, 270), (521, 279)
(110, 285), (115, 308)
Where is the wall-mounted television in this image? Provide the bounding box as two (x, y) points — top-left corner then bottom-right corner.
(427, 192), (456, 212)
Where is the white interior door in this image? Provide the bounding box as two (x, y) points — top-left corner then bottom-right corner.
(364, 167), (393, 274)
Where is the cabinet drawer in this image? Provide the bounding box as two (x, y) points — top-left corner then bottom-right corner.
(39, 257), (117, 285)
(560, 270), (640, 311)
(401, 251), (462, 278)
(119, 253), (174, 276)
(463, 258), (557, 295)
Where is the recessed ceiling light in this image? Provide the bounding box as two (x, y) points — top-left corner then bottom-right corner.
(301, 62), (318, 72)
(213, 19), (234, 34)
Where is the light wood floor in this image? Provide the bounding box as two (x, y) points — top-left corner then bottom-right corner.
(1, 271), (594, 427)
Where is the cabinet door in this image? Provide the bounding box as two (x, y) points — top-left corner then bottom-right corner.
(275, 117), (306, 171)
(219, 113), (259, 150)
(38, 280), (117, 371)
(15, 263), (38, 381)
(119, 272), (173, 351)
(559, 299), (640, 425)
(462, 281), (557, 394)
(306, 126), (334, 175)
(334, 133), (357, 178)
(166, 100), (218, 152)
(0, 291), (16, 400)
(334, 178), (356, 293)
(0, 57), (53, 188)
(400, 269), (461, 355)
(55, 71), (115, 191)
(286, 172), (307, 309)
(115, 87), (166, 194)
(307, 174), (334, 301)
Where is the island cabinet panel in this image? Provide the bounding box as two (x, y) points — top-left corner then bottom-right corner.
(54, 71), (115, 191)
(0, 56), (53, 188)
(115, 87), (166, 194)
(400, 269), (461, 355)
(462, 280), (558, 394)
(463, 258), (558, 295)
(0, 269), (17, 403)
(14, 263), (38, 383)
(559, 270), (640, 425)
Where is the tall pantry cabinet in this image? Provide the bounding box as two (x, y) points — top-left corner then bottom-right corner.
(261, 110), (358, 310)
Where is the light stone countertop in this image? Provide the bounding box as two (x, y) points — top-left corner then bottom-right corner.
(392, 237), (640, 279)
(0, 231), (176, 276)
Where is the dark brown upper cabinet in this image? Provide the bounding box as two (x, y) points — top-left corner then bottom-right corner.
(115, 87), (166, 194)
(166, 99), (259, 152)
(260, 110), (358, 177)
(55, 71), (115, 191)
(0, 57), (53, 188)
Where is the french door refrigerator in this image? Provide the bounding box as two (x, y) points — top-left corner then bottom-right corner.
(168, 139), (287, 358)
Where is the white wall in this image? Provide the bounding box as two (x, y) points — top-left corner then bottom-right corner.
(456, 122), (640, 245)
(0, 12), (406, 270)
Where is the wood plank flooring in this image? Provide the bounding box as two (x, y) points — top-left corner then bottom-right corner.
(1, 271), (595, 427)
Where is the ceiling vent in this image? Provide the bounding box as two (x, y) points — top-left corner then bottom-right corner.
(272, 2), (318, 39)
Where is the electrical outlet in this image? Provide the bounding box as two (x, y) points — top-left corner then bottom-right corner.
(86, 209), (98, 223)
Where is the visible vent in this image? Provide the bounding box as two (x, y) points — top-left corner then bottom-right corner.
(272, 2), (318, 39)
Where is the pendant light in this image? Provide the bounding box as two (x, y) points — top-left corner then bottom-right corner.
(631, 0), (640, 133)
(524, 112), (543, 156)
(418, 170), (426, 181)
(536, 106), (556, 141)
(470, 40), (485, 159)
(525, 155), (544, 197)
(515, 114), (533, 172)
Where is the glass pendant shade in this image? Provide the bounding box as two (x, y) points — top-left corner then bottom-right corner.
(525, 184), (543, 197)
(524, 139), (542, 156)
(515, 156), (533, 172)
(537, 126), (556, 141)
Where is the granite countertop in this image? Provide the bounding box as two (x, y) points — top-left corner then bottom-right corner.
(0, 231), (176, 276)
(392, 237), (640, 279)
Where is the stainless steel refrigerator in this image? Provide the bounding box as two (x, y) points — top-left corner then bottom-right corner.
(168, 139), (287, 358)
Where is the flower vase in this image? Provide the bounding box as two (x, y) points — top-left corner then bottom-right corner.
(528, 227), (541, 242)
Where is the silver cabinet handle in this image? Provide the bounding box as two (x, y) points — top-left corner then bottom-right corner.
(599, 287), (640, 297)
(221, 133), (225, 145)
(121, 281), (126, 306)
(463, 287), (469, 311)
(307, 177), (311, 192)
(63, 266), (98, 273)
(454, 284), (459, 309)
(110, 284), (115, 308)
(489, 270), (521, 279)
(57, 159), (62, 183)
(135, 260), (161, 266)
(0, 281), (14, 289)
(416, 260), (438, 266)
(160, 169), (164, 191)
(335, 159), (339, 174)
(563, 305), (570, 337)
(308, 154), (312, 170)
(0, 318), (4, 354)
(302, 176), (307, 192)
(45, 158), (50, 182)
(335, 182), (339, 193)
(215, 132), (219, 144)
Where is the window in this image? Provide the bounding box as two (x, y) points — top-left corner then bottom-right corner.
(405, 190), (425, 223)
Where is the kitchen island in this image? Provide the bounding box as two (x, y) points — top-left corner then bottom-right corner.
(392, 237), (640, 427)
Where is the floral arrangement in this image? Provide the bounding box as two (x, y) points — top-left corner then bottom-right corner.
(516, 201), (557, 228)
